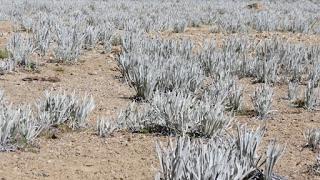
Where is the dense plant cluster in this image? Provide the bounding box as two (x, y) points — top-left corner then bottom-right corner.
(0, 90), (94, 151)
(106, 27), (298, 179)
(155, 126), (284, 180)
(0, 0), (318, 71)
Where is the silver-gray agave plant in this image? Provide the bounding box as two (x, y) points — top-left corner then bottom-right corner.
(251, 84), (274, 119)
(155, 125), (284, 180)
(36, 90), (95, 130)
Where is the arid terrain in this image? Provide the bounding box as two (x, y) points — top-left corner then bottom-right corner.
(0, 20), (320, 180)
(0, 1), (320, 180)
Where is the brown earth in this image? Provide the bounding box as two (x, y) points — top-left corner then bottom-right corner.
(0, 21), (320, 180)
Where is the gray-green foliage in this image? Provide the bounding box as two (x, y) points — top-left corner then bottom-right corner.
(155, 125), (284, 180)
(6, 34), (35, 67)
(32, 19), (51, 57)
(119, 36), (202, 100)
(252, 39), (280, 83)
(226, 80), (243, 111)
(305, 129), (320, 150)
(0, 59), (15, 73)
(6, 0), (320, 34)
(83, 25), (99, 50)
(251, 84), (274, 119)
(53, 24), (85, 62)
(304, 80), (318, 110)
(288, 81), (299, 101)
(197, 35), (319, 88)
(1, 0), (319, 75)
(265, 140), (285, 180)
(96, 118), (117, 137)
(118, 90), (232, 137)
(36, 90), (95, 130)
(2, 0), (317, 176)
(2, 0), (319, 84)
(172, 20), (187, 33)
(0, 91), (42, 151)
(0, 89), (95, 151)
(0, 49), (9, 59)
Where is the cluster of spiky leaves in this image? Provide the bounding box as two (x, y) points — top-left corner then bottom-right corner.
(117, 90), (232, 137)
(118, 32), (320, 119)
(306, 129), (320, 151)
(119, 34), (202, 100)
(0, 90), (94, 151)
(96, 118), (117, 137)
(155, 125), (284, 180)
(6, 34), (35, 68)
(251, 84), (274, 119)
(0, 0), (318, 72)
(36, 90), (95, 130)
(5, 0), (320, 34)
(112, 34), (291, 178)
(4, 0), (320, 178)
(0, 92), (43, 151)
(305, 128), (320, 175)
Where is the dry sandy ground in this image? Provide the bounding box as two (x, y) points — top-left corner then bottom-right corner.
(0, 21), (320, 180)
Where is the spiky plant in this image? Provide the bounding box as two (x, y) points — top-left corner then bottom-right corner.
(83, 25), (99, 50)
(304, 80), (318, 110)
(118, 36), (202, 100)
(253, 55), (279, 84)
(0, 59), (15, 74)
(172, 21), (187, 33)
(265, 140), (285, 180)
(36, 90), (95, 130)
(305, 129), (320, 151)
(15, 105), (43, 145)
(288, 80), (299, 101)
(32, 18), (51, 57)
(226, 81), (243, 111)
(0, 102), (18, 151)
(117, 102), (153, 133)
(199, 101), (233, 137)
(0, 91), (43, 151)
(155, 125), (283, 179)
(96, 118), (117, 137)
(53, 24), (85, 63)
(6, 34), (35, 68)
(309, 154), (320, 176)
(110, 33), (122, 46)
(118, 89), (231, 137)
(251, 84), (274, 119)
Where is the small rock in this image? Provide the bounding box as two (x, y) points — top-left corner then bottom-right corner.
(246, 3), (263, 10)
(88, 72), (98, 75)
(84, 164), (94, 167)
